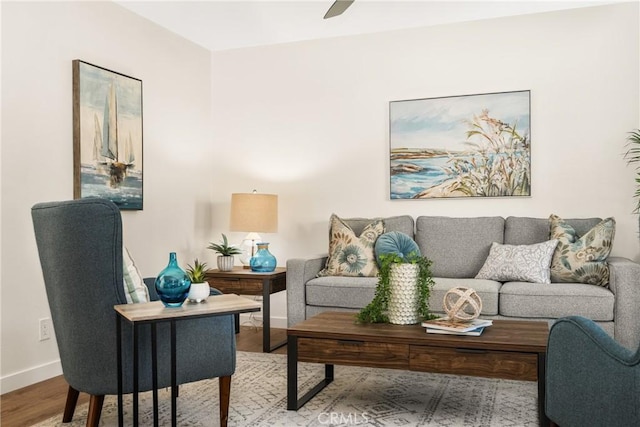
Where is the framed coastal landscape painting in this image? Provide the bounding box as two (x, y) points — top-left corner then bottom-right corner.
(73, 60), (143, 210)
(389, 90), (530, 200)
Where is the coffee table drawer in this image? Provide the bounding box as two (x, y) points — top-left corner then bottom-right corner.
(409, 345), (538, 381)
(298, 337), (408, 369)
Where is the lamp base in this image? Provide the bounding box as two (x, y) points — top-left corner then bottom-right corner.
(238, 234), (261, 268)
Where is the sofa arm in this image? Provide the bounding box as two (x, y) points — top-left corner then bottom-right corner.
(286, 255), (327, 327)
(608, 256), (640, 349)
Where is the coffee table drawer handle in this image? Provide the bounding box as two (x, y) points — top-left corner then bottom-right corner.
(455, 348), (488, 354)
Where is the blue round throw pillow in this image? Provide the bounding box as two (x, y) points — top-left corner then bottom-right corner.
(374, 231), (420, 262)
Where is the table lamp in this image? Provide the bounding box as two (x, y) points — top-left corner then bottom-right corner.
(230, 191), (278, 269)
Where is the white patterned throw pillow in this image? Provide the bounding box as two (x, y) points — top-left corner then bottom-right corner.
(475, 240), (559, 283)
(123, 246), (150, 303)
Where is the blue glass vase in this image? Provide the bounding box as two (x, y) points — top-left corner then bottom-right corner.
(250, 243), (277, 272)
(155, 252), (191, 307)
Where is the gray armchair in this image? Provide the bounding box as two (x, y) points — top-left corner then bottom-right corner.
(545, 316), (640, 427)
(31, 198), (236, 427)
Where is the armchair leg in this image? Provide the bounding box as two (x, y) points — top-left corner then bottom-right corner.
(219, 375), (232, 427)
(86, 395), (104, 427)
(62, 386), (80, 422)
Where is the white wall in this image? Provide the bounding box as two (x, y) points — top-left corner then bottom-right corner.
(1, 1), (638, 393)
(1, 2), (214, 393)
(210, 3), (639, 328)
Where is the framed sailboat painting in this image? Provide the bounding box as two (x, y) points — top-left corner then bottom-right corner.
(73, 60), (143, 210)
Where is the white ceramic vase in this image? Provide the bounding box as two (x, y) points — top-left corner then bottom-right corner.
(187, 282), (210, 303)
(387, 263), (420, 325)
(217, 255), (235, 272)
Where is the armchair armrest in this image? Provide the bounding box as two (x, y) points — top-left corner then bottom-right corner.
(607, 257), (640, 349)
(286, 254), (327, 327)
(144, 277), (158, 301)
(546, 316), (640, 426)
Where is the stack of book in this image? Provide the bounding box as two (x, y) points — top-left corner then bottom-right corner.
(421, 317), (493, 336)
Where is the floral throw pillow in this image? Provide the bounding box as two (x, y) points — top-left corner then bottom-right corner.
(317, 214), (385, 277)
(549, 214), (615, 286)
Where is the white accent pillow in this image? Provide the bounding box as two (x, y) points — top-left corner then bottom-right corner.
(475, 240), (559, 284)
(123, 246), (149, 303)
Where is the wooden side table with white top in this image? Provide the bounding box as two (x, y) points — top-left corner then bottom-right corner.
(114, 293), (261, 427)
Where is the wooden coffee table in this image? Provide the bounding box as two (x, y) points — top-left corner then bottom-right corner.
(287, 312), (550, 427)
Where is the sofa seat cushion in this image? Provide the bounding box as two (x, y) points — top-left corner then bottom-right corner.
(430, 278), (501, 316)
(306, 276), (377, 309)
(500, 281), (614, 320)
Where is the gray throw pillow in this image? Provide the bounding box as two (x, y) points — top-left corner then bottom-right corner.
(475, 240), (559, 284)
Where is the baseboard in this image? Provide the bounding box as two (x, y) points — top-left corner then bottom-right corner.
(239, 313), (287, 329)
(1, 359), (62, 394)
(1, 316), (287, 394)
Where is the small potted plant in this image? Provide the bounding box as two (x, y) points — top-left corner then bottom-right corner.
(186, 259), (210, 303)
(208, 233), (242, 272)
(357, 252), (437, 324)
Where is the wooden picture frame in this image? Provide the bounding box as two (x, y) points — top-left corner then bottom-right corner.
(73, 60), (143, 210)
(389, 90), (531, 199)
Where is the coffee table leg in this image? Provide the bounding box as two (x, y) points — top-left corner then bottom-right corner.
(287, 335), (334, 410)
(287, 336), (298, 410)
(538, 352), (550, 427)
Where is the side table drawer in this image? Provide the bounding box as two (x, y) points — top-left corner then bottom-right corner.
(298, 337), (408, 369)
(207, 278), (263, 294)
(409, 345), (538, 381)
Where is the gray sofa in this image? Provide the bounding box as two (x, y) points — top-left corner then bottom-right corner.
(287, 215), (640, 349)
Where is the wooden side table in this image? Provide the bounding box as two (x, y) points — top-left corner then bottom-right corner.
(205, 266), (287, 352)
(114, 294), (261, 427)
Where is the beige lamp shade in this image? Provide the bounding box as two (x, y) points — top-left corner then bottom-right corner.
(230, 193), (278, 233)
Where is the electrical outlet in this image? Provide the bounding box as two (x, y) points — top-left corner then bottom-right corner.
(39, 318), (52, 341)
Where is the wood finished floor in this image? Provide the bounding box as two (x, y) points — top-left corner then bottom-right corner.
(0, 326), (287, 427)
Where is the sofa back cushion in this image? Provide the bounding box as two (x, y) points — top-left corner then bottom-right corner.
(415, 216), (505, 278)
(344, 215), (414, 238)
(504, 216), (602, 245)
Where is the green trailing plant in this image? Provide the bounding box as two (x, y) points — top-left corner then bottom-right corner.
(624, 129), (640, 212)
(186, 259), (208, 283)
(207, 234), (242, 256)
(356, 252), (437, 324)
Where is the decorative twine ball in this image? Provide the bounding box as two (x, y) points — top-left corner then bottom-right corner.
(443, 287), (482, 322)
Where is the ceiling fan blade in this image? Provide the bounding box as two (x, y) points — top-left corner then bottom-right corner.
(324, 0), (355, 19)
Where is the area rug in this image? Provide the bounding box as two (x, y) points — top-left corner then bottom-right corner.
(32, 351), (538, 426)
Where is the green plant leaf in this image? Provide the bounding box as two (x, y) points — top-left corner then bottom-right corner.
(356, 253), (436, 324)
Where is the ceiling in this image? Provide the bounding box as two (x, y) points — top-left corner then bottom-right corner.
(117, 1), (615, 52)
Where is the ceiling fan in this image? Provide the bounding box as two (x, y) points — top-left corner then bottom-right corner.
(324, 0), (355, 19)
